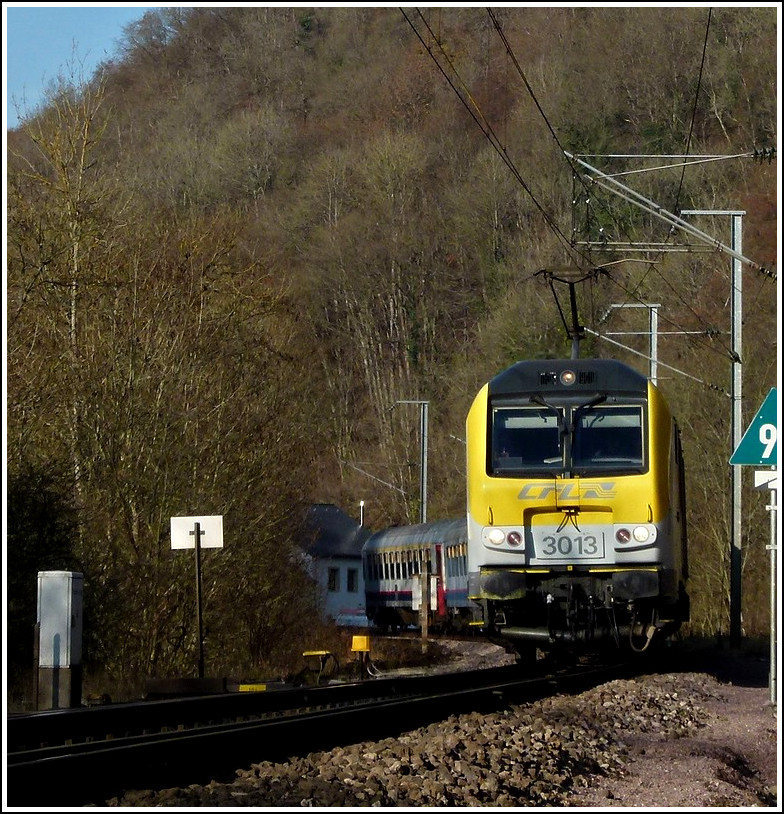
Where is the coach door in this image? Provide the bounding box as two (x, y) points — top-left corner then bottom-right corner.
(434, 544), (447, 618)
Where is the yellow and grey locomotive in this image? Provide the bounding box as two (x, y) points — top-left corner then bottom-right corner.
(466, 358), (689, 656)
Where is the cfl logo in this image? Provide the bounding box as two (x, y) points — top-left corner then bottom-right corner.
(518, 482), (617, 500)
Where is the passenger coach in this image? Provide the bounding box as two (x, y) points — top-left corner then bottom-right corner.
(363, 518), (471, 633)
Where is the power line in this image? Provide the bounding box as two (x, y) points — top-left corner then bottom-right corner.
(404, 8), (774, 371)
(584, 326), (730, 396)
(482, 8), (736, 360)
(400, 8), (582, 266)
(490, 5), (773, 367)
(484, 8), (633, 257)
(672, 7), (712, 214)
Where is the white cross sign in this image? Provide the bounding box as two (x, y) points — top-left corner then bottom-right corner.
(170, 515), (224, 549)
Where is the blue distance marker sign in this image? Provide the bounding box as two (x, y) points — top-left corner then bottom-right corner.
(730, 387), (778, 466)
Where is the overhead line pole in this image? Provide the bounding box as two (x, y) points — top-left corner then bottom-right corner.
(397, 400), (430, 524)
(679, 209), (746, 650)
(570, 152), (753, 649)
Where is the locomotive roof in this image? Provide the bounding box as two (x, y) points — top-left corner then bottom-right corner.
(489, 358), (649, 396)
(363, 517), (467, 552)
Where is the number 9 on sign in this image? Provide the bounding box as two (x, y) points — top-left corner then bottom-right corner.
(760, 423), (776, 459)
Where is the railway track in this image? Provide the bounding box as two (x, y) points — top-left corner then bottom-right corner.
(7, 659), (633, 807)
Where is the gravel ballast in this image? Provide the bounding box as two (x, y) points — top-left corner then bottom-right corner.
(104, 670), (767, 808)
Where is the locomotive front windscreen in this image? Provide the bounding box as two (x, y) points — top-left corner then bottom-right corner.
(492, 408), (561, 473)
(571, 405), (644, 473)
(491, 403), (645, 476)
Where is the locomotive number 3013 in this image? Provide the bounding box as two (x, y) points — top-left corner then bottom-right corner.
(537, 532), (605, 559)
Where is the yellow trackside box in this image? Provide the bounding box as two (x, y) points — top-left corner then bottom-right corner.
(351, 635), (370, 653)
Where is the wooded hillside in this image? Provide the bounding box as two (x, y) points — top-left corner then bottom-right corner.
(6, 7), (778, 702)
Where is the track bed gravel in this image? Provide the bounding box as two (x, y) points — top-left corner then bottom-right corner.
(102, 641), (777, 808)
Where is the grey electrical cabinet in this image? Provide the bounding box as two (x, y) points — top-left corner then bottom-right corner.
(37, 571), (83, 709)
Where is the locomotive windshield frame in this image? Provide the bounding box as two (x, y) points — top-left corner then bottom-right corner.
(489, 398), (647, 478)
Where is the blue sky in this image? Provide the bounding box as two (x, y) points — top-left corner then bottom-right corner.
(4, 3), (159, 130)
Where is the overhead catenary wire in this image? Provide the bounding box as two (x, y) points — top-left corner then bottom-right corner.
(489, 7), (774, 368)
(584, 327), (731, 397)
(611, 9), (719, 330)
(483, 7), (753, 367)
(595, 153), (756, 179)
(400, 7), (584, 269)
(671, 7), (712, 215)
(404, 7), (773, 374)
(485, 7), (633, 263)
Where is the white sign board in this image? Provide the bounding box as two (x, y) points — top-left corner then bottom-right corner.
(412, 576), (422, 610)
(753, 470), (779, 490)
(170, 515), (224, 549)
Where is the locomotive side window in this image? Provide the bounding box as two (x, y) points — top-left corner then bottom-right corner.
(572, 405), (644, 473)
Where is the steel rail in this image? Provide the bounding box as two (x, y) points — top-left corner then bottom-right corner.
(7, 661), (630, 807)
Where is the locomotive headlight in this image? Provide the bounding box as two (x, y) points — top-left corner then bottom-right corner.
(487, 528), (506, 545)
(507, 530), (523, 547)
(632, 526), (650, 543)
(560, 369), (576, 386)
